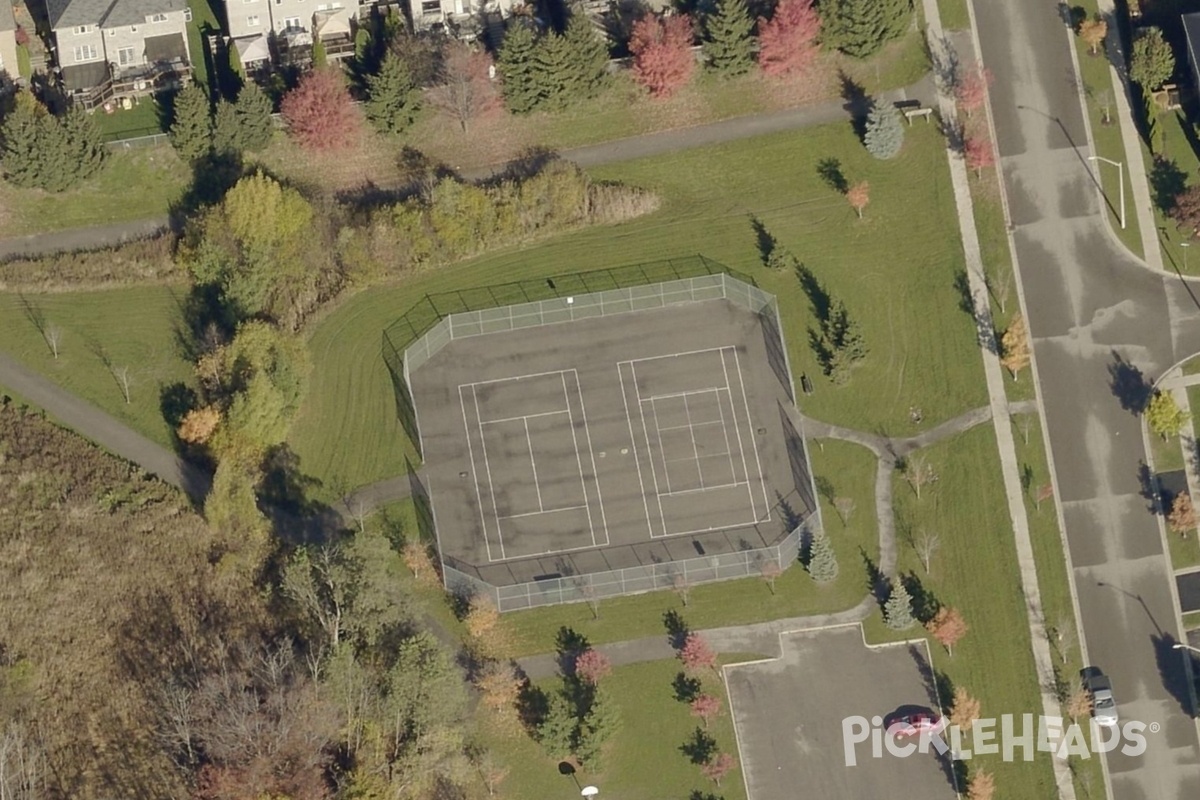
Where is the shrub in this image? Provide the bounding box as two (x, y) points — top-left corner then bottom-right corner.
(280, 67), (364, 151)
(630, 13), (696, 98)
(863, 99), (904, 159)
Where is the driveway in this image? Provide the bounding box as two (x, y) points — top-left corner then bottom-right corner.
(972, 0), (1200, 796)
(724, 626), (955, 800)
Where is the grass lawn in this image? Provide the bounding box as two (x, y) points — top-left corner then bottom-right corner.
(1184, 610), (1200, 630)
(502, 438), (879, 657)
(860, 424), (1062, 797)
(937, 0), (971, 31)
(292, 122), (985, 489)
(16, 44), (31, 80)
(94, 99), (166, 141)
(477, 658), (746, 800)
(0, 148), (188, 238)
(1150, 430), (1186, 474)
(0, 288), (195, 448)
(1071, 5), (1145, 259)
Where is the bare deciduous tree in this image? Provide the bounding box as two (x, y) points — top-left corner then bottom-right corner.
(428, 42), (499, 133)
(914, 529), (941, 576)
(44, 324), (62, 360)
(1016, 413), (1033, 445)
(1051, 615), (1078, 665)
(833, 496), (856, 525)
(0, 721), (46, 800)
(987, 260), (1013, 314)
(114, 365), (132, 403)
(759, 560), (782, 594)
(903, 454), (938, 499)
(674, 573), (692, 606)
(1065, 683), (1093, 721)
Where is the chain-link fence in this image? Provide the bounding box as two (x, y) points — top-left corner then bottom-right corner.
(443, 521), (808, 612)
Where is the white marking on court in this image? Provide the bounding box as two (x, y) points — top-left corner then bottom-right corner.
(480, 409), (570, 426)
(461, 368), (585, 389)
(571, 369), (610, 546)
(720, 348), (758, 519)
(618, 361), (658, 539)
(732, 346), (771, 520)
(458, 384), (499, 562)
(472, 385), (507, 559)
(661, 481), (749, 497)
(524, 416), (544, 513)
(647, 396), (675, 494)
(562, 372), (599, 549)
(499, 504), (589, 520)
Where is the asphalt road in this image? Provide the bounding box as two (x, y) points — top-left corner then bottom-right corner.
(972, 1), (1200, 797)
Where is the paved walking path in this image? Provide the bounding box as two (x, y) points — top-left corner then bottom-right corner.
(0, 78), (934, 260)
(925, 3), (1076, 798)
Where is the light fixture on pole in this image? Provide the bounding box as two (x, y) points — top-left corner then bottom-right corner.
(581, 786), (600, 800)
(1087, 155), (1125, 230)
(1182, 241), (1191, 273)
(1173, 642), (1200, 655)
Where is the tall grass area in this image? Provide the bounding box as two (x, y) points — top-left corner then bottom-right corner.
(502, 439), (879, 657)
(0, 288), (194, 447)
(0, 148), (188, 238)
(860, 425), (1061, 796)
(292, 122), (985, 489)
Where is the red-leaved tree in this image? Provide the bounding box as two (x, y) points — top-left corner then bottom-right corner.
(955, 62), (994, 118)
(679, 632), (718, 673)
(964, 136), (995, 177)
(757, 0), (821, 78)
(575, 648), (613, 685)
(926, 606), (969, 656)
(429, 42), (500, 133)
(690, 694), (722, 728)
(701, 752), (737, 787)
(280, 67), (363, 152)
(630, 13), (697, 98)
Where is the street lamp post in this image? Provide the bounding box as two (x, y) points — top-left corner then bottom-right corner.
(1173, 642), (1200, 656)
(1088, 155), (1126, 230)
(1182, 241), (1190, 273)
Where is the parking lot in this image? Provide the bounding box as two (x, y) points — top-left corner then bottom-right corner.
(724, 626), (958, 800)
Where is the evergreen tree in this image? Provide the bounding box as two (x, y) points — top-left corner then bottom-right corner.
(575, 687), (621, 770)
(60, 105), (106, 185)
(806, 530), (839, 582)
(170, 82), (213, 162)
(563, 12), (610, 99)
(536, 30), (576, 108)
(212, 98), (242, 155)
(1, 92), (48, 188)
(33, 112), (72, 191)
(703, 0), (754, 76)
(235, 82), (275, 152)
(365, 50), (421, 134)
(863, 99), (904, 159)
(497, 22), (544, 114)
(884, 579), (916, 630)
(822, 0), (911, 59)
(537, 693), (578, 759)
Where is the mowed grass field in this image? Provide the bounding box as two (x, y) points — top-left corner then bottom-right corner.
(0, 288), (193, 447)
(291, 121), (986, 489)
(861, 424), (1062, 795)
(502, 438), (879, 657)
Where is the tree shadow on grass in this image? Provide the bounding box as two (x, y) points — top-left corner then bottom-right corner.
(673, 672), (702, 703)
(748, 214), (777, 267)
(817, 157), (847, 194)
(861, 547), (888, 608)
(555, 627), (590, 675)
(680, 727), (718, 764)
(1149, 155), (1187, 216)
(901, 571), (941, 624)
(664, 609), (690, 650)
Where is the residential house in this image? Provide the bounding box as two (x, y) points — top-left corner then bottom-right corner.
(1184, 13), (1200, 100)
(225, 0), (355, 70)
(45, 0), (192, 108)
(406, 0), (513, 40)
(0, 3), (19, 80)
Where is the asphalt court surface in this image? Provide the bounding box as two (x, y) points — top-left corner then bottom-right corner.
(411, 299), (813, 585)
(725, 627), (956, 800)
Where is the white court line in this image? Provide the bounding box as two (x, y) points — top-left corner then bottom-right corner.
(458, 384), (497, 563)
(648, 395), (675, 494)
(571, 369), (610, 546)
(480, 409), (570, 426)
(623, 360), (669, 536)
(715, 386), (740, 483)
(732, 346), (771, 521)
(524, 416), (544, 513)
(720, 348), (758, 520)
(661, 481), (749, 497)
(618, 361), (657, 539)
(624, 345), (736, 367)
(499, 504), (589, 520)
(461, 368), (578, 389)
(562, 372), (598, 548)
(682, 393), (704, 490)
(472, 385), (508, 559)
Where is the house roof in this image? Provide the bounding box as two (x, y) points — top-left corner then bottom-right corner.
(231, 33), (269, 64)
(0, 2), (16, 33)
(1184, 13), (1200, 87)
(46, 0), (187, 32)
(144, 31), (185, 62)
(62, 59), (109, 90)
(314, 9), (351, 38)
